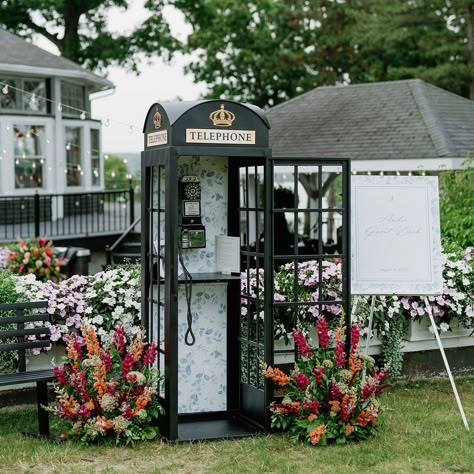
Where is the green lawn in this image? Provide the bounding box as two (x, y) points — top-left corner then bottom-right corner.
(0, 378), (473, 473)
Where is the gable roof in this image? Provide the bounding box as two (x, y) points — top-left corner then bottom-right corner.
(267, 79), (474, 162)
(0, 28), (113, 91)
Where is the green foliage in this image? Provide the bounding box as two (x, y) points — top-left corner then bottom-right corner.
(0, 0), (178, 72)
(174, 0), (474, 107)
(0, 269), (17, 305)
(104, 154), (134, 191)
(0, 270), (18, 373)
(438, 158), (474, 248)
(172, 0), (357, 107)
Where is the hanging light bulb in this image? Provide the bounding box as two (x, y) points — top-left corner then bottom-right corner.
(367, 171), (372, 176)
(80, 111), (86, 120)
(408, 171), (413, 176)
(57, 103), (63, 112)
(111, 171), (116, 178)
(64, 168), (68, 174)
(40, 159), (44, 164)
(396, 170), (401, 176)
(15, 159), (19, 165)
(379, 171), (384, 176)
(421, 171), (426, 176)
(104, 118), (110, 127)
(352, 170), (357, 175)
(129, 125), (134, 134)
(2, 84), (9, 95)
(104, 154), (109, 160)
(30, 94), (37, 105)
(66, 143), (71, 151)
(6, 124), (10, 131)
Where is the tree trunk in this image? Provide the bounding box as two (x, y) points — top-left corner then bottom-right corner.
(468, 2), (474, 100)
(61, 3), (82, 62)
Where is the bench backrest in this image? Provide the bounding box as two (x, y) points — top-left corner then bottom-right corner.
(0, 301), (50, 372)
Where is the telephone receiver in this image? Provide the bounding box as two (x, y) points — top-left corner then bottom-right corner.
(179, 176), (206, 249)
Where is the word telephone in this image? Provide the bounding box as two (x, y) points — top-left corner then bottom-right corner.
(179, 176), (206, 249)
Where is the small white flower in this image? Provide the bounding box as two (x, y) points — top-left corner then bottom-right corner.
(440, 322), (450, 333)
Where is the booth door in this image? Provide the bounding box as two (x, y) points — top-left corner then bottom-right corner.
(238, 164), (266, 424)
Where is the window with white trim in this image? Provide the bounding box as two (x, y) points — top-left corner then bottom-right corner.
(13, 125), (45, 189)
(65, 127), (82, 186)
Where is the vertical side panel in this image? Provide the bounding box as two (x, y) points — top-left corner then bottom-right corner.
(165, 149), (179, 440)
(264, 152), (274, 431)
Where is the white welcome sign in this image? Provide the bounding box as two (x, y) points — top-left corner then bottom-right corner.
(351, 176), (443, 296)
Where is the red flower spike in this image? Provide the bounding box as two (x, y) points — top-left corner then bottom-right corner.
(292, 329), (313, 358)
(316, 317), (329, 349)
(350, 324), (361, 353)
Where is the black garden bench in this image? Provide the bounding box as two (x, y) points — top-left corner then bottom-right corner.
(0, 301), (56, 437)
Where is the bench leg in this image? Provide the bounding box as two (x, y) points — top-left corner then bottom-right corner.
(37, 381), (50, 437)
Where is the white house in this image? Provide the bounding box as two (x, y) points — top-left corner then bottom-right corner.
(0, 28), (114, 197)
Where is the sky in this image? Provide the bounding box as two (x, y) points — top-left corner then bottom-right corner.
(34, 0), (206, 154)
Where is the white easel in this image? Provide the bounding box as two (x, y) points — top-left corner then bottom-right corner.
(351, 176), (470, 431)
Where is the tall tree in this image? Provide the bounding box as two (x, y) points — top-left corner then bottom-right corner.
(351, 0), (474, 99)
(173, 0), (474, 107)
(0, 0), (178, 72)
(171, 0), (357, 108)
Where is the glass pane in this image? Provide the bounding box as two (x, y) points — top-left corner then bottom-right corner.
(0, 79), (18, 109)
(65, 127), (82, 186)
(23, 79), (46, 112)
(13, 125), (44, 189)
(90, 129), (100, 186)
(61, 82), (85, 116)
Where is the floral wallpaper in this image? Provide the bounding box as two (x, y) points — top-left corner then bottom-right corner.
(153, 155), (230, 413)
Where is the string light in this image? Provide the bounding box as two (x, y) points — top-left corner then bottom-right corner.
(352, 171), (357, 175)
(65, 143), (71, 151)
(0, 80), (140, 132)
(367, 171), (372, 175)
(408, 171), (413, 176)
(396, 170), (401, 176)
(379, 171), (384, 176)
(421, 171), (426, 176)
(30, 94), (37, 105)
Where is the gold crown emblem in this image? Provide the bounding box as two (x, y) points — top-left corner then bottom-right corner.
(153, 110), (162, 129)
(209, 104), (235, 127)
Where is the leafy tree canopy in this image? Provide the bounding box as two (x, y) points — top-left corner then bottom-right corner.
(0, 0), (178, 72)
(172, 0), (474, 108)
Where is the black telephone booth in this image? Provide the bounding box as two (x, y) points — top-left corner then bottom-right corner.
(141, 100), (274, 440)
(141, 100), (351, 441)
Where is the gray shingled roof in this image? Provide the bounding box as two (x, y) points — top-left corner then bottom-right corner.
(267, 79), (474, 161)
(0, 28), (113, 91)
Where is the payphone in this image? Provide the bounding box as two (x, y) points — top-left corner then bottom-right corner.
(178, 176), (206, 249)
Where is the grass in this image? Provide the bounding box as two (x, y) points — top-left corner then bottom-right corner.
(0, 378), (473, 473)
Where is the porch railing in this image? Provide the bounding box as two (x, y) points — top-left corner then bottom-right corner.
(0, 188), (135, 242)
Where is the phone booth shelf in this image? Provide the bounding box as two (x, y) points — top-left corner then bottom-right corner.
(141, 100), (352, 441)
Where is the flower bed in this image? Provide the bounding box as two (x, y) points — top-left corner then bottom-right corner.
(49, 323), (163, 445)
(265, 319), (390, 446)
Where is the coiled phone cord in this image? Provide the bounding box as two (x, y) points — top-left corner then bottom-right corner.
(177, 236), (196, 346)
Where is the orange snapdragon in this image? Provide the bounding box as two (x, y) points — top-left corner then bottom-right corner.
(263, 366), (291, 386)
(308, 424), (327, 445)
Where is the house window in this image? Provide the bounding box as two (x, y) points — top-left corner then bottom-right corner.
(13, 125), (45, 189)
(65, 127), (82, 186)
(90, 128), (101, 186)
(23, 79), (47, 112)
(0, 78), (47, 113)
(61, 82), (85, 116)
